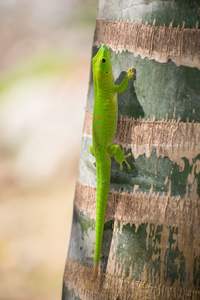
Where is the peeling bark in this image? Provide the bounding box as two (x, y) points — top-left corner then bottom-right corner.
(63, 258), (200, 300)
(83, 110), (200, 162)
(93, 19), (200, 69)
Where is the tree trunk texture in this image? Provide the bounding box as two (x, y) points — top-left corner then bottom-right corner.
(62, 1), (200, 299)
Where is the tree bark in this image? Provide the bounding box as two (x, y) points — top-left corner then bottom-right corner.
(62, 0), (200, 299)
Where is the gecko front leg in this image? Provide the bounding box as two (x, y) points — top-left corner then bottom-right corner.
(113, 67), (134, 94)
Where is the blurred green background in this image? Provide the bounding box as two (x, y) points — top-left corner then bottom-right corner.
(0, 0), (98, 299)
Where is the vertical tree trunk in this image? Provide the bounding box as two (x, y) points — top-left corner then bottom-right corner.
(62, 0), (200, 299)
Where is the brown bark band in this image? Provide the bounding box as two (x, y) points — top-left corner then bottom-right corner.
(64, 258), (200, 300)
(73, 180), (200, 291)
(74, 180), (199, 243)
(83, 110), (200, 162)
(93, 19), (200, 69)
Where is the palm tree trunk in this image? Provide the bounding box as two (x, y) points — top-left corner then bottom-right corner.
(62, 0), (200, 299)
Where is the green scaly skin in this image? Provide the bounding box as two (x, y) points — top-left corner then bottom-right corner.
(90, 44), (134, 281)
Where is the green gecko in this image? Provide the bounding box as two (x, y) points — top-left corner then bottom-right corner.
(90, 44), (134, 282)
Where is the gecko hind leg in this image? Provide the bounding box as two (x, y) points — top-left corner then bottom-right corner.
(107, 144), (131, 171)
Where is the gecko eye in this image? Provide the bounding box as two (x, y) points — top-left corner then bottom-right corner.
(102, 58), (106, 63)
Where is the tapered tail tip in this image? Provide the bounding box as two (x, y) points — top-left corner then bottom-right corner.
(91, 262), (99, 282)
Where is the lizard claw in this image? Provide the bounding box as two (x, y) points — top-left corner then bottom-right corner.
(126, 162), (131, 170)
(125, 153), (131, 169)
(127, 67), (134, 79)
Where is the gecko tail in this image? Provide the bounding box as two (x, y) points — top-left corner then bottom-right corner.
(91, 262), (99, 282)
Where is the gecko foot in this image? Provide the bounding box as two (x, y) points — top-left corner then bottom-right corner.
(127, 67), (134, 79)
(119, 151), (131, 171)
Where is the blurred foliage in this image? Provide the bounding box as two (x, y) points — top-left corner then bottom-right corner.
(0, 53), (68, 96)
(68, 0), (99, 27)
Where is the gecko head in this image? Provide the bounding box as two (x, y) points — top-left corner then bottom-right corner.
(92, 44), (112, 78)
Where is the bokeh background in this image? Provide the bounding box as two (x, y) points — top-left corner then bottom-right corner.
(0, 0), (98, 299)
